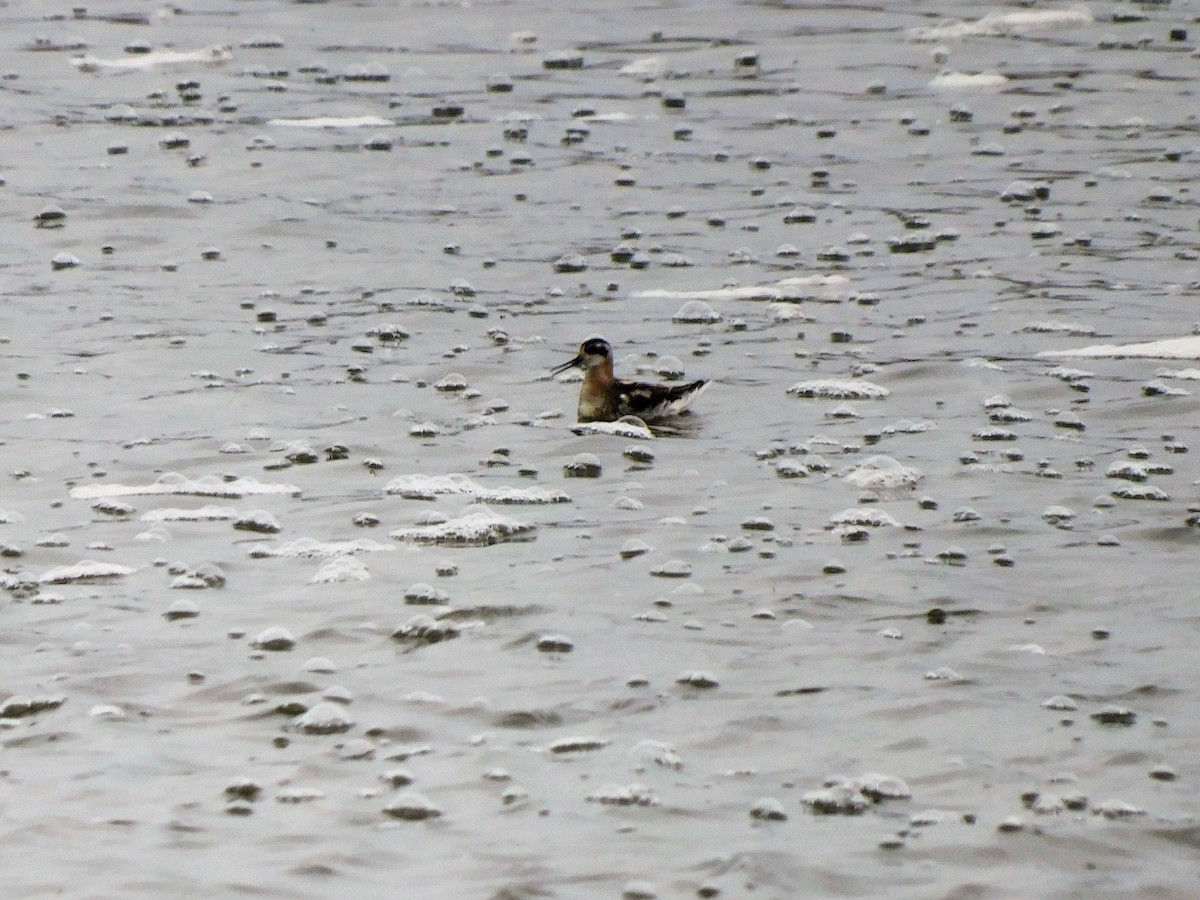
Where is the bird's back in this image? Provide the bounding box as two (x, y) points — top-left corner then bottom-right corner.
(615, 378), (708, 420)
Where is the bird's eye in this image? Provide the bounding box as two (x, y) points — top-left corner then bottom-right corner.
(583, 340), (608, 356)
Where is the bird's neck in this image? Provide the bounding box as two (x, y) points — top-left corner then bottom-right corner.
(585, 358), (615, 387)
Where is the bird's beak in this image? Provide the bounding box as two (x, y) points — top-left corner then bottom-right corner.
(550, 354), (583, 376)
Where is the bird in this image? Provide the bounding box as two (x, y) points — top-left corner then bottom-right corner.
(551, 336), (709, 423)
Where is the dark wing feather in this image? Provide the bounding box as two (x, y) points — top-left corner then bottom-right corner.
(616, 379), (707, 418)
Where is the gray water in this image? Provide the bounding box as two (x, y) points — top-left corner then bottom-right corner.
(1, 1), (1198, 897)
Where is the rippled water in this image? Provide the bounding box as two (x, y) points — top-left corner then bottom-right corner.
(2, 1), (1198, 897)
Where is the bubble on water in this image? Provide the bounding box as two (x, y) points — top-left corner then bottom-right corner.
(1092, 799), (1145, 820)
(619, 539), (652, 561)
(163, 599), (199, 621)
(277, 441), (318, 465)
(1149, 763), (1177, 782)
(651, 560), (691, 578)
(391, 615), (459, 645)
(621, 881), (658, 900)
(849, 773), (911, 801)
(1041, 506), (1075, 525)
(996, 816), (1025, 833)
(385, 473), (569, 504)
(142, 505), (236, 522)
(290, 702), (354, 735)
(249, 537), (392, 558)
(1111, 485), (1170, 501)
(223, 779), (262, 803)
(588, 783), (659, 806)
(322, 685), (353, 705)
(51, 252), (81, 271)
(391, 504), (535, 546)
(788, 379), (889, 400)
(750, 797), (788, 821)
(39, 560), (134, 584)
(90, 498), (133, 517)
(552, 253), (587, 273)
(935, 546), (967, 565)
(1008, 643), (1045, 655)
(381, 768), (415, 789)
(311, 557), (370, 583)
(409, 422), (441, 438)
(910, 809), (945, 827)
(629, 739), (682, 769)
(337, 738), (375, 761)
(570, 418), (653, 440)
(840, 455), (922, 490)
(0, 695), (65, 719)
(1091, 705), (1136, 726)
(672, 300), (722, 324)
(535, 634), (573, 654)
(675, 671), (718, 689)
(947, 508), (982, 526)
(1054, 411), (1085, 431)
(404, 582), (448, 606)
(250, 626), (295, 651)
(90, 704), (126, 720)
(802, 785), (869, 815)
(276, 787), (324, 804)
(548, 736), (610, 755)
(825, 403), (860, 421)
(1023, 792), (1065, 815)
(828, 508), (901, 529)
(71, 474), (299, 500)
(1142, 380), (1190, 398)
(563, 453), (602, 478)
(973, 427), (1016, 442)
(233, 510), (281, 534)
(33, 203), (67, 229)
(989, 407), (1031, 423)
(434, 373), (468, 393)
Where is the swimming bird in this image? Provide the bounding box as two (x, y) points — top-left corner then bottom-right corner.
(551, 337), (709, 423)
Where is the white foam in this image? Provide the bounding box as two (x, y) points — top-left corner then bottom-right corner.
(73, 45), (232, 72)
(1156, 367), (1200, 380)
(787, 380), (890, 400)
(910, 6), (1093, 42)
(637, 274), (850, 304)
(1023, 320), (1096, 336)
(140, 505), (238, 522)
(250, 538), (393, 558)
(828, 507), (902, 528)
(40, 560), (136, 584)
(70, 474), (300, 500)
(1043, 336), (1200, 360)
(619, 57), (666, 77)
(390, 504), (535, 546)
(384, 474), (571, 504)
(311, 557), (371, 584)
(930, 71), (1008, 89)
(841, 455), (924, 490)
(570, 419), (654, 440)
(267, 116), (394, 128)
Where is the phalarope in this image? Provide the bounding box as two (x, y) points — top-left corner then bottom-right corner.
(551, 337), (709, 423)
